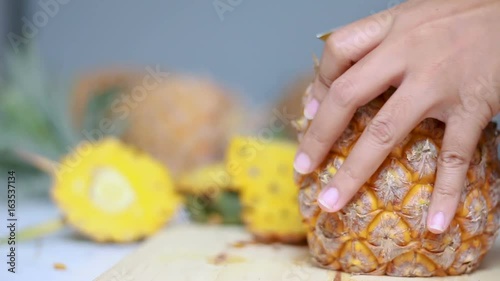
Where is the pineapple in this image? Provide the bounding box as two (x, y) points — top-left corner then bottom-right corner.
(53, 138), (181, 242)
(295, 88), (500, 276)
(70, 69), (142, 127)
(227, 137), (306, 244)
(122, 75), (243, 176)
(71, 71), (243, 176)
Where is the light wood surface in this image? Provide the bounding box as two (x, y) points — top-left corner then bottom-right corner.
(95, 224), (500, 281)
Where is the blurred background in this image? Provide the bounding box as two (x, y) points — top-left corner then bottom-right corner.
(0, 0), (396, 198)
(1, 0), (392, 102)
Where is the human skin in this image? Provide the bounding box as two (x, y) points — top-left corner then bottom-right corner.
(294, 0), (500, 234)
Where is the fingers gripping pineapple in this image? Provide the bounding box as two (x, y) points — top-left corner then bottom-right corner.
(294, 89), (500, 276)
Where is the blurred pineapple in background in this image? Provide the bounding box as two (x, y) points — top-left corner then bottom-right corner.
(124, 76), (242, 176)
(71, 71), (244, 177)
(70, 69), (143, 127)
(226, 137), (306, 244)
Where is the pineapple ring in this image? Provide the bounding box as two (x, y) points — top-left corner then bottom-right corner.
(52, 138), (181, 242)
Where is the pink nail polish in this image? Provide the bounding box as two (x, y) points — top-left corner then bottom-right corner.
(294, 153), (311, 174)
(429, 212), (445, 232)
(318, 187), (339, 212)
(304, 98), (319, 120)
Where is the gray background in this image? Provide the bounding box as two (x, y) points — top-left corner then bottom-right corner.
(1, 0), (394, 104)
(0, 1), (5, 62)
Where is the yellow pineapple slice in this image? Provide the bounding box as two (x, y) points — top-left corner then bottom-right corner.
(52, 138), (181, 242)
(227, 137), (306, 243)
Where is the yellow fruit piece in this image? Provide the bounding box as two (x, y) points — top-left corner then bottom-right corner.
(227, 137), (306, 243)
(52, 138), (181, 242)
(53, 262), (67, 271)
(177, 163), (234, 196)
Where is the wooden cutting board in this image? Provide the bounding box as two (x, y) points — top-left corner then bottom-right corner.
(95, 224), (500, 281)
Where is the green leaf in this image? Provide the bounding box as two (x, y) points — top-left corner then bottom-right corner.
(0, 45), (79, 157)
(213, 191), (242, 224)
(184, 191), (242, 225)
(184, 194), (211, 223)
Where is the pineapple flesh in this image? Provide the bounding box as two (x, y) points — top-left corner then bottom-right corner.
(295, 88), (500, 277)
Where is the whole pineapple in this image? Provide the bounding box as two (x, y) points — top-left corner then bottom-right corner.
(71, 71), (242, 176)
(122, 75), (243, 176)
(295, 88), (500, 277)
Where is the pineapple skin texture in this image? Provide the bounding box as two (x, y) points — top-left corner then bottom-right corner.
(295, 90), (500, 277)
(123, 76), (241, 176)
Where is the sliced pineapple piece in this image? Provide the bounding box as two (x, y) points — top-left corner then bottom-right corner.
(227, 137), (306, 244)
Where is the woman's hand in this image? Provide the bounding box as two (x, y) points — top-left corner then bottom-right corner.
(294, 0), (500, 234)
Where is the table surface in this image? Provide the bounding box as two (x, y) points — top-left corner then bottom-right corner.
(2, 199), (499, 281)
(0, 199), (140, 281)
(96, 224), (500, 281)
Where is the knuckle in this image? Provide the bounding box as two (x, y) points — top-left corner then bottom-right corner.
(438, 150), (468, 169)
(337, 164), (360, 182)
(325, 31), (349, 58)
(403, 26), (431, 48)
(433, 184), (461, 200)
(306, 127), (331, 148)
(366, 116), (395, 146)
(329, 78), (357, 107)
(410, 68), (438, 86)
(457, 88), (494, 127)
(317, 70), (335, 89)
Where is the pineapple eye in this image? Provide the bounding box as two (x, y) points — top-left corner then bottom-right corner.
(280, 208), (289, 219)
(276, 163), (289, 175)
(247, 166), (260, 178)
(267, 183), (281, 194)
(250, 195), (260, 204)
(265, 211), (274, 221)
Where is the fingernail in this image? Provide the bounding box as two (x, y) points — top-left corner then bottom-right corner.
(294, 153), (311, 174)
(304, 98), (319, 120)
(428, 212), (445, 233)
(318, 187), (339, 212)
